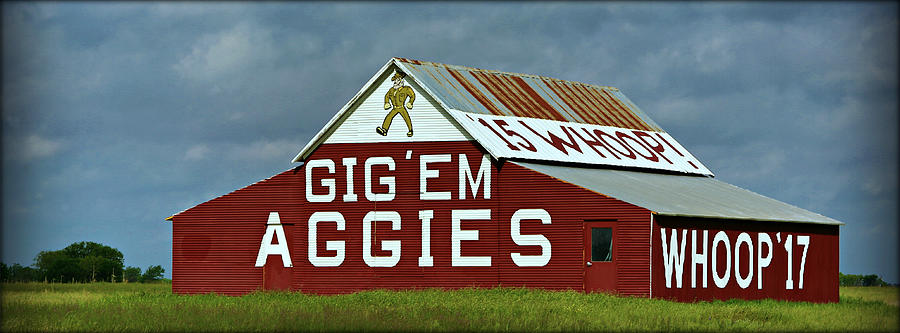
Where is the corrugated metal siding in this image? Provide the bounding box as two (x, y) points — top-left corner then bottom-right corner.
(395, 57), (663, 132)
(173, 140), (654, 296)
(172, 169), (305, 295)
(651, 216), (839, 303)
(500, 163), (651, 296)
(300, 142), (651, 295)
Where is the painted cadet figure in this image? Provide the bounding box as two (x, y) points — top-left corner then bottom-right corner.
(377, 71), (416, 137)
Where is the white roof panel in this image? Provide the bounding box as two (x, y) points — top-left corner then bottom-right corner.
(449, 110), (714, 176)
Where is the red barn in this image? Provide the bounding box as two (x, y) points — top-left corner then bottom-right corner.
(167, 58), (842, 302)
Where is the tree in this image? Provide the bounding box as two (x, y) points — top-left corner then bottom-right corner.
(35, 250), (80, 282)
(35, 241), (124, 283)
(64, 241), (124, 282)
(124, 266), (142, 283)
(862, 274), (887, 287)
(140, 265), (164, 283)
(4, 242), (165, 284)
(5, 263), (39, 282)
(839, 272), (888, 286)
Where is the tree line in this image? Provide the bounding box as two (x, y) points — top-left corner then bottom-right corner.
(1, 241), (164, 283)
(839, 272), (891, 287)
(3, 241), (893, 286)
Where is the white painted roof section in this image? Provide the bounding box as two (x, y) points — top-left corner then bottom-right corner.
(446, 109), (713, 176)
(514, 161), (843, 225)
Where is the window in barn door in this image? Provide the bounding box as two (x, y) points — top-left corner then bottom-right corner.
(591, 228), (612, 262)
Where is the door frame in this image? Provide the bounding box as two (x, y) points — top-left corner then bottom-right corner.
(583, 220), (617, 293)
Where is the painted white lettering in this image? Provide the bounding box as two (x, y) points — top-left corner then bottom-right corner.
(451, 209), (492, 267)
(784, 234), (793, 290)
(418, 210), (434, 267)
(458, 154), (492, 200)
(691, 229), (708, 288)
(660, 228), (687, 288)
(420, 154), (452, 200)
(510, 209), (552, 267)
(449, 111), (714, 176)
(757, 232), (773, 290)
(734, 232), (754, 289)
(305, 159), (335, 203)
(255, 212), (292, 267)
(364, 156), (395, 202)
(308, 212), (345, 267)
(712, 231), (731, 288)
(342, 157), (358, 202)
(362, 211), (401, 267)
(797, 235), (809, 289)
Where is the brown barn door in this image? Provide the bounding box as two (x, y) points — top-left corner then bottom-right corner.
(583, 221), (616, 293)
(263, 222), (293, 291)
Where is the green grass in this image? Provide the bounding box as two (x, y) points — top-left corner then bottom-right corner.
(2, 282), (897, 332)
(840, 286), (900, 306)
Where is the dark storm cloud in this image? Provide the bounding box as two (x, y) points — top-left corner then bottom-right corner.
(2, 2), (896, 282)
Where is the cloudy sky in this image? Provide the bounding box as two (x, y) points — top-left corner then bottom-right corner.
(3, 2), (897, 282)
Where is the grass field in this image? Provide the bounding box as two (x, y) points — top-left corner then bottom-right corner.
(1, 283), (897, 332)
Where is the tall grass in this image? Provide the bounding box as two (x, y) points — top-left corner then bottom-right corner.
(2, 282), (897, 332)
(840, 286), (900, 306)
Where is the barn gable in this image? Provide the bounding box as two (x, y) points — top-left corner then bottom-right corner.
(293, 59), (474, 163)
(293, 58), (713, 176)
(321, 65), (472, 145)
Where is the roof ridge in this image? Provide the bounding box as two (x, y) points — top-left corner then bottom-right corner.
(393, 57), (620, 92)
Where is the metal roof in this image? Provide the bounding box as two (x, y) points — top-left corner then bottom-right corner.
(394, 58), (663, 131)
(514, 161), (843, 225)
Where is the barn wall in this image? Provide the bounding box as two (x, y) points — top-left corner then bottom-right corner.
(293, 141), (653, 295)
(651, 215), (840, 303)
(172, 140), (655, 296)
(172, 140), (844, 302)
(171, 169), (305, 295)
(296, 141), (496, 293)
(497, 163), (652, 296)
(173, 140), (841, 302)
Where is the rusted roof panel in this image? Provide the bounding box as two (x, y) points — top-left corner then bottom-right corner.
(395, 58), (663, 132)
